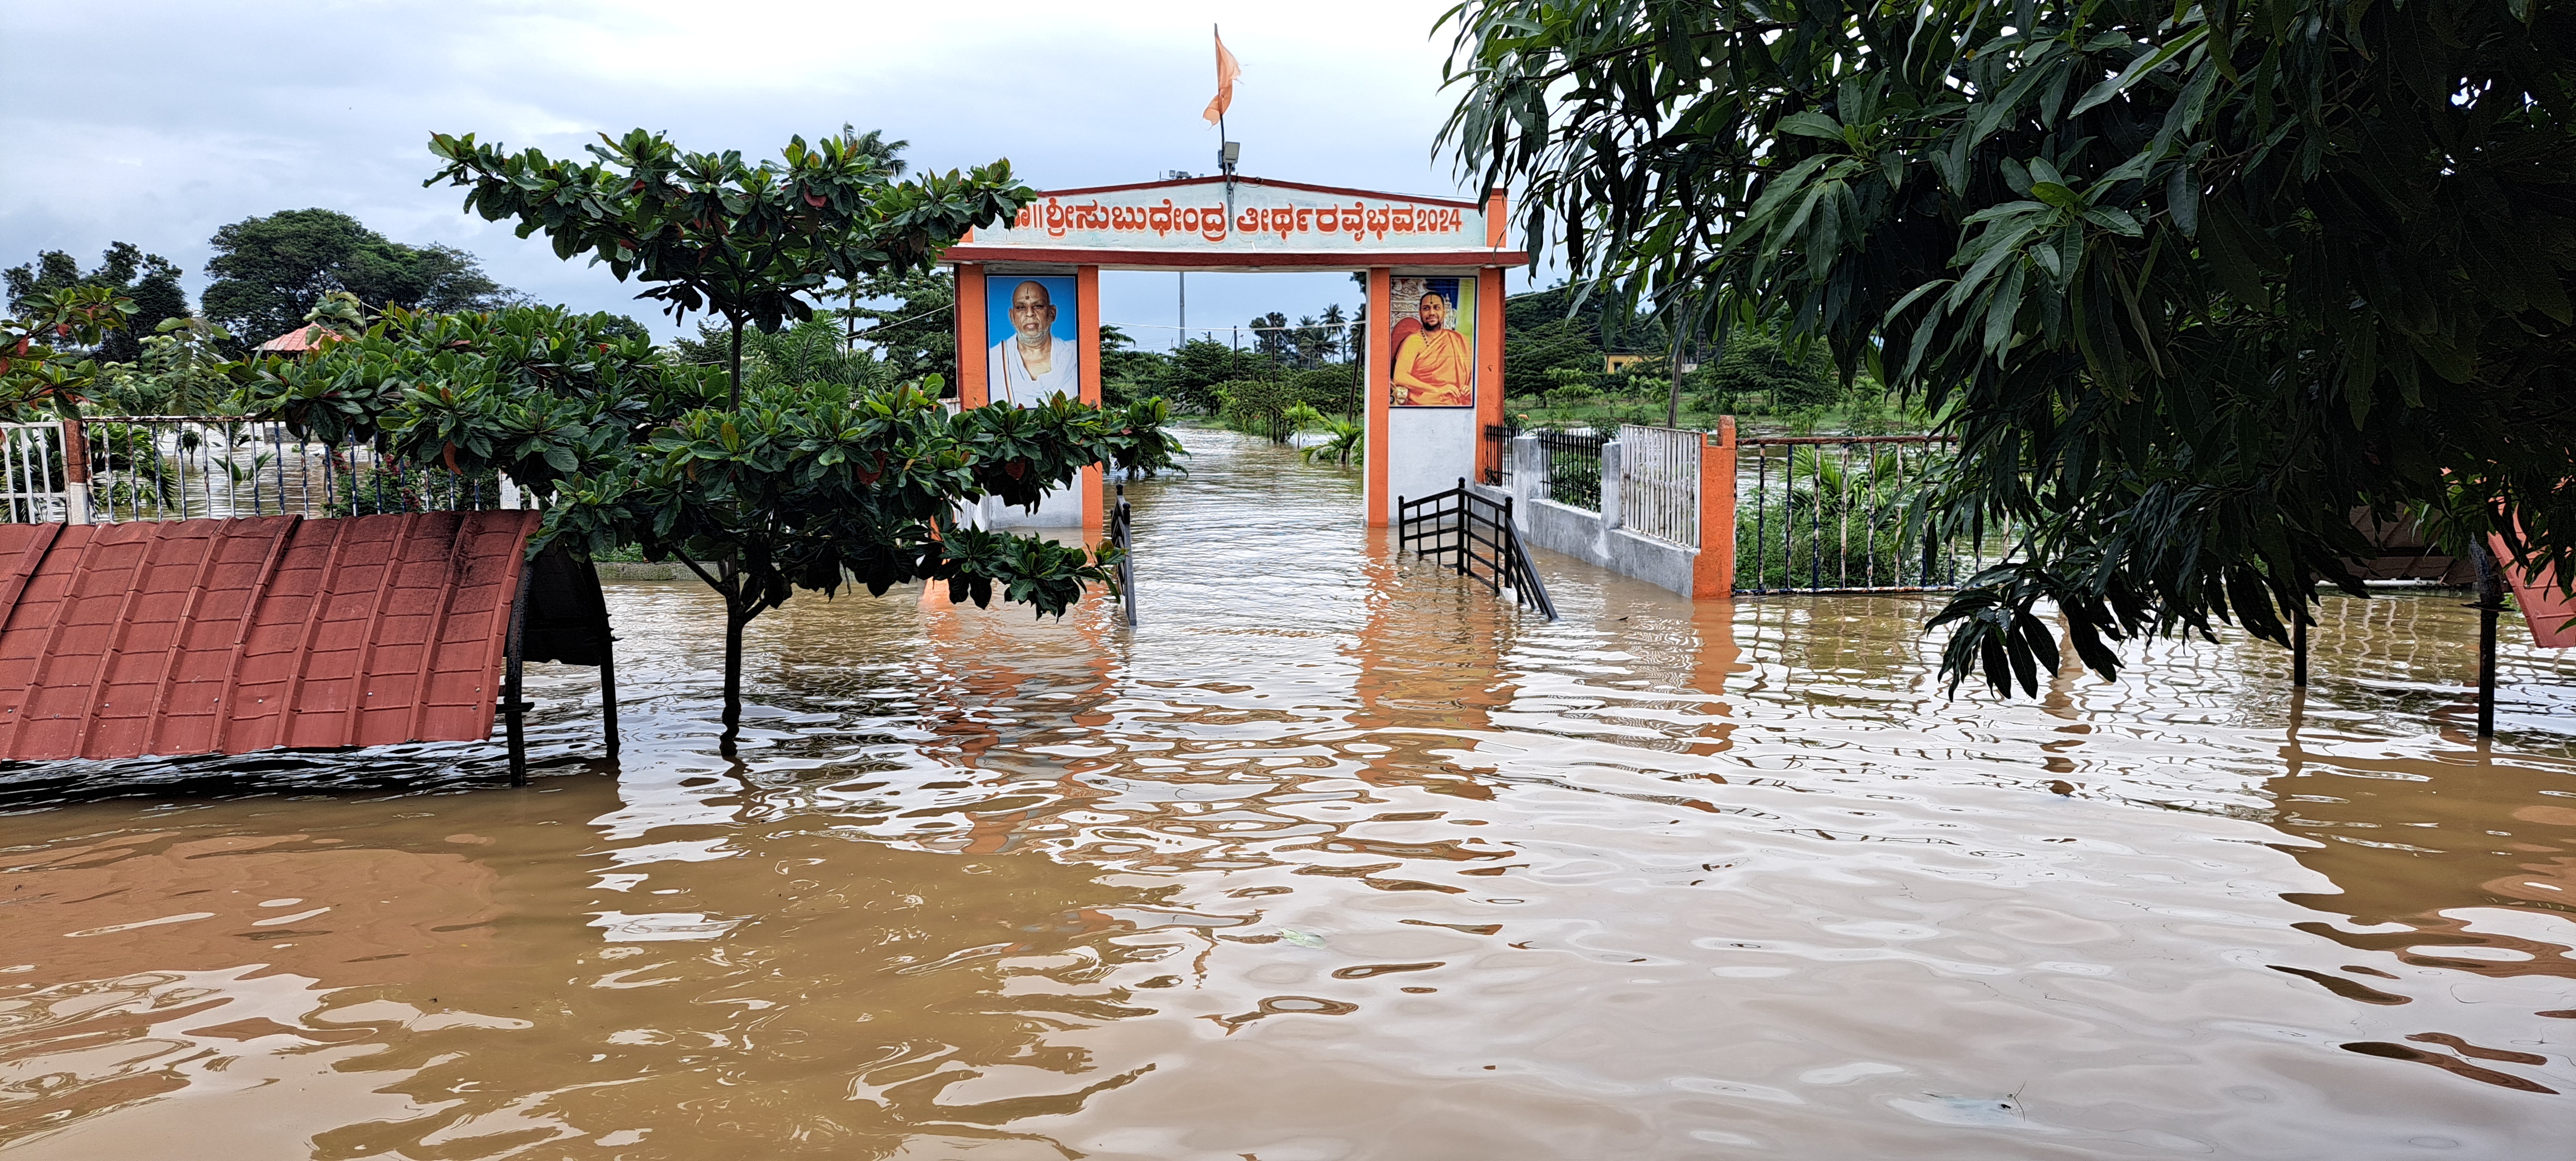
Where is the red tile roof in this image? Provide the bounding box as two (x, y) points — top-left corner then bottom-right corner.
(0, 511), (539, 760)
(254, 324), (343, 353)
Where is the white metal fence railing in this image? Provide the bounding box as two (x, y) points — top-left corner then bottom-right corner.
(0, 418), (522, 525)
(0, 422), (82, 524)
(1617, 423), (1700, 548)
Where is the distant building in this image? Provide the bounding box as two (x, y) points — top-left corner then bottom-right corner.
(1603, 353), (1698, 374)
(253, 325), (344, 354)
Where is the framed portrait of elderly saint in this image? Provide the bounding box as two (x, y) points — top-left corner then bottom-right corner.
(985, 274), (1080, 407)
(1387, 276), (1475, 408)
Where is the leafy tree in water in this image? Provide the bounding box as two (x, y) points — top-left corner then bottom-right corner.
(1443, 0), (2576, 694)
(1288, 364), (1359, 418)
(202, 209), (510, 347)
(1163, 338), (1269, 413)
(238, 303), (1182, 757)
(6, 243), (189, 363)
(841, 269), (957, 388)
(414, 128), (1173, 754)
(427, 128), (1026, 407)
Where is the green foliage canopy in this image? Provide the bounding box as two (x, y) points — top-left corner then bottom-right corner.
(233, 302), (1183, 754)
(202, 209), (510, 347)
(6, 243), (189, 363)
(426, 128), (1030, 404)
(1443, 0), (2576, 694)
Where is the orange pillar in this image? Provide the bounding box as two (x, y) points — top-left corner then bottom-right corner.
(1365, 267), (1392, 528)
(955, 264), (988, 407)
(1693, 416), (1736, 599)
(1476, 266), (1505, 485)
(1078, 265), (1104, 542)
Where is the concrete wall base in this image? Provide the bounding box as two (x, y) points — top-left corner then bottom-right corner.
(1504, 432), (1699, 598)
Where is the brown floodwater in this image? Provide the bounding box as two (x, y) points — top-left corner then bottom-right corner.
(3, 430), (2573, 1159)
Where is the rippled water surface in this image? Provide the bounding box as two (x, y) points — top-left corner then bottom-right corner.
(4, 430), (2573, 1159)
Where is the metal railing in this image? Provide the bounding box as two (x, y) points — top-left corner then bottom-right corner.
(7, 417), (520, 524)
(1482, 423), (1513, 486)
(1397, 477), (1557, 619)
(1535, 429), (1605, 511)
(1110, 485), (1138, 627)
(1617, 423), (1700, 548)
(1734, 435), (2012, 593)
(0, 422), (81, 523)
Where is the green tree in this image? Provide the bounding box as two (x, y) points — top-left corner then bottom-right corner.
(237, 303), (1182, 757)
(1695, 329), (1840, 412)
(1502, 314), (1603, 402)
(94, 316), (237, 416)
(6, 243), (189, 363)
(1, 286), (137, 417)
(1214, 377), (1300, 442)
(1248, 311), (1294, 364)
(842, 270), (957, 389)
(672, 315), (885, 394)
(1288, 364), (1359, 417)
(1444, 0), (2576, 694)
(202, 209), (510, 347)
(1099, 324), (1170, 407)
(1164, 338), (1268, 413)
(427, 128), (1027, 406)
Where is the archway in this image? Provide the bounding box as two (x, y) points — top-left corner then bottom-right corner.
(941, 175), (1527, 537)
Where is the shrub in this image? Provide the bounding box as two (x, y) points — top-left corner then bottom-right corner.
(1215, 377), (1300, 442)
(1288, 364), (1359, 417)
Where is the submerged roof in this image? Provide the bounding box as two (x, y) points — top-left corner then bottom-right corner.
(0, 511), (539, 761)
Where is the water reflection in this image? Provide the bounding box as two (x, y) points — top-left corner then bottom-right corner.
(3, 430), (2572, 1158)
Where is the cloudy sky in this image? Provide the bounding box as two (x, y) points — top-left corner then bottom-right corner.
(3, 0), (1544, 348)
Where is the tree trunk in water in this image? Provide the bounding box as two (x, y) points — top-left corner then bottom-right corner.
(728, 318), (746, 409)
(719, 607), (746, 757)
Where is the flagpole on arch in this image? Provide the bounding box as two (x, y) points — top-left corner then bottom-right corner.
(1206, 23), (1241, 214)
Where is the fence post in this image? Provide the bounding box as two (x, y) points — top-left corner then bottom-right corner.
(1694, 417), (1736, 598)
(58, 418), (94, 524)
(1598, 439), (1624, 530)
(1510, 433), (1544, 509)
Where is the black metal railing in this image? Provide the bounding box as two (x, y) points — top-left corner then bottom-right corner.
(1481, 422), (1514, 486)
(1110, 485), (1138, 627)
(1734, 435), (2013, 593)
(1397, 477), (1558, 619)
(1535, 429), (1605, 511)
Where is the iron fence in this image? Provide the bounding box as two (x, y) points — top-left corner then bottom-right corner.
(0, 422), (81, 523)
(1734, 435), (2013, 593)
(1535, 428), (1605, 511)
(5, 418), (520, 525)
(1617, 423), (1700, 548)
(1482, 423), (1513, 486)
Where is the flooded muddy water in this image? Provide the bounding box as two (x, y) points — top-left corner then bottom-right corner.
(3, 429), (2572, 1159)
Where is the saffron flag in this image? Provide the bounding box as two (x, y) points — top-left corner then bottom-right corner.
(1203, 28), (1240, 125)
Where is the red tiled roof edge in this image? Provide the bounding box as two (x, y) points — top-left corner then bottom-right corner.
(0, 511), (541, 760)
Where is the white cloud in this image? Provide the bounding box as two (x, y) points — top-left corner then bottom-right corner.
(2, 0), (1541, 345)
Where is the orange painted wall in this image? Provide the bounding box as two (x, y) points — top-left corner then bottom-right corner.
(1365, 267), (1392, 528)
(955, 264), (988, 407)
(1694, 417), (1737, 598)
(1079, 265), (1104, 541)
(1477, 266), (1504, 485)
